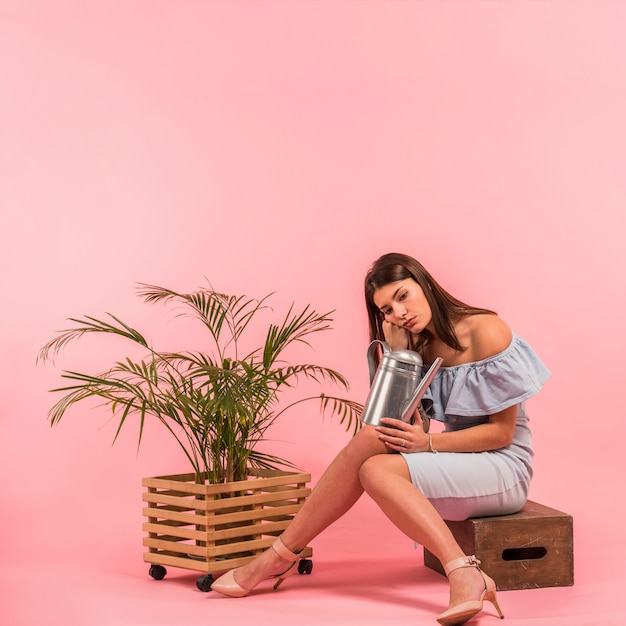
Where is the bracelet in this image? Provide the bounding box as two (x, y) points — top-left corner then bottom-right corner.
(429, 434), (439, 454)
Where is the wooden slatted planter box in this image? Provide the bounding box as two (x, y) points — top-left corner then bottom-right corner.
(142, 468), (313, 590)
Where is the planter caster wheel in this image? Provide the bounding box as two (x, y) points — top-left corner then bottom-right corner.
(196, 575), (215, 592)
(149, 564), (167, 580)
(298, 559), (313, 575)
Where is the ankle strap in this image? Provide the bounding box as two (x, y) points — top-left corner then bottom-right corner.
(443, 555), (481, 577)
(272, 537), (303, 562)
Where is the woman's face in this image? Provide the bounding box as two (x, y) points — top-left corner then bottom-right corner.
(373, 278), (433, 334)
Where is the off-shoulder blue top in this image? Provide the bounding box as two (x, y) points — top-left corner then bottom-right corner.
(400, 334), (550, 518)
(422, 333), (550, 428)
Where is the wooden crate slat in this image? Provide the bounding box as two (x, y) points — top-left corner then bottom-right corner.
(143, 490), (306, 516)
(144, 550), (268, 574)
(142, 492), (211, 510)
(143, 551), (212, 573)
(144, 518), (190, 529)
(144, 546), (315, 576)
(143, 506), (209, 525)
(202, 472), (311, 496)
(146, 517), (294, 538)
(254, 489), (312, 503)
(248, 468), (309, 480)
(144, 504), (196, 514)
(142, 474), (205, 494)
(144, 533), (201, 544)
(144, 537), (207, 557)
(205, 537), (272, 558)
(142, 481), (310, 506)
(143, 522), (209, 541)
(143, 502), (300, 527)
(262, 484), (309, 494)
(146, 488), (201, 498)
(203, 487), (310, 512)
(207, 520), (292, 542)
(208, 503), (301, 527)
(259, 496), (311, 510)
(143, 471), (310, 496)
(204, 537), (315, 561)
(143, 518), (293, 543)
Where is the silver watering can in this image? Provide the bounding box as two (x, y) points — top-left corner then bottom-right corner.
(360, 340), (443, 426)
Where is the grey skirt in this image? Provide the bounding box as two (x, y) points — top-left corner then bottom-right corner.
(400, 444), (531, 521)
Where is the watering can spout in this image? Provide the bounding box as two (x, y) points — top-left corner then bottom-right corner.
(399, 357), (443, 422)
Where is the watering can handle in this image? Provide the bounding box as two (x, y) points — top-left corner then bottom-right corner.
(367, 340), (391, 385)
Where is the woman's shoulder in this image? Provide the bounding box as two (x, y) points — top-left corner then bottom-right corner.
(463, 314), (512, 362)
(426, 320), (550, 417)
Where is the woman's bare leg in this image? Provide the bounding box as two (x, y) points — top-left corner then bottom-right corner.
(358, 454), (489, 611)
(222, 426), (388, 590)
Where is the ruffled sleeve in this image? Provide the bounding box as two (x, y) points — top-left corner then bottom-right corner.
(422, 334), (550, 424)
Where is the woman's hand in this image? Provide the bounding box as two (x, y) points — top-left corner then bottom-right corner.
(374, 417), (429, 453)
(382, 320), (411, 350)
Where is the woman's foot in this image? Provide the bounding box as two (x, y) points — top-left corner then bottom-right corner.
(211, 537), (302, 597)
(437, 556), (504, 625)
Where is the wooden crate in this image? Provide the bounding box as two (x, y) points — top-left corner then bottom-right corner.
(142, 468), (312, 579)
(424, 501), (573, 591)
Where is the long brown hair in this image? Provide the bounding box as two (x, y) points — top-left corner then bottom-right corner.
(364, 253), (495, 354)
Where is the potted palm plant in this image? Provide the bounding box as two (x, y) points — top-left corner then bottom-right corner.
(38, 282), (362, 590)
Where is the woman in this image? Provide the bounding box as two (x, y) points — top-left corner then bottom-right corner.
(212, 252), (550, 626)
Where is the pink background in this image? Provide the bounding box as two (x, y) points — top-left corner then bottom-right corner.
(2, 1), (625, 624)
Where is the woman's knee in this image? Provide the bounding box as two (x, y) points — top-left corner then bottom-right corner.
(358, 456), (380, 491)
(345, 424), (388, 458)
(358, 454), (410, 493)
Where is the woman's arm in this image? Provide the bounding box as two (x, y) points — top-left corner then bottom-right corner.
(376, 404), (518, 454)
(424, 405), (517, 452)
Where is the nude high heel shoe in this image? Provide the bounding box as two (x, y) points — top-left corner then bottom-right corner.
(436, 556), (504, 626)
(210, 536), (303, 597)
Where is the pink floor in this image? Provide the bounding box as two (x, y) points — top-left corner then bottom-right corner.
(2, 497), (623, 626)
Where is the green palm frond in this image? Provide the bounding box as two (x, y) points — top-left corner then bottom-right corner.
(271, 394), (363, 434)
(137, 284), (274, 359)
(38, 282), (363, 484)
(247, 449), (299, 472)
(270, 364), (351, 389)
(37, 314), (149, 364)
(261, 305), (334, 371)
